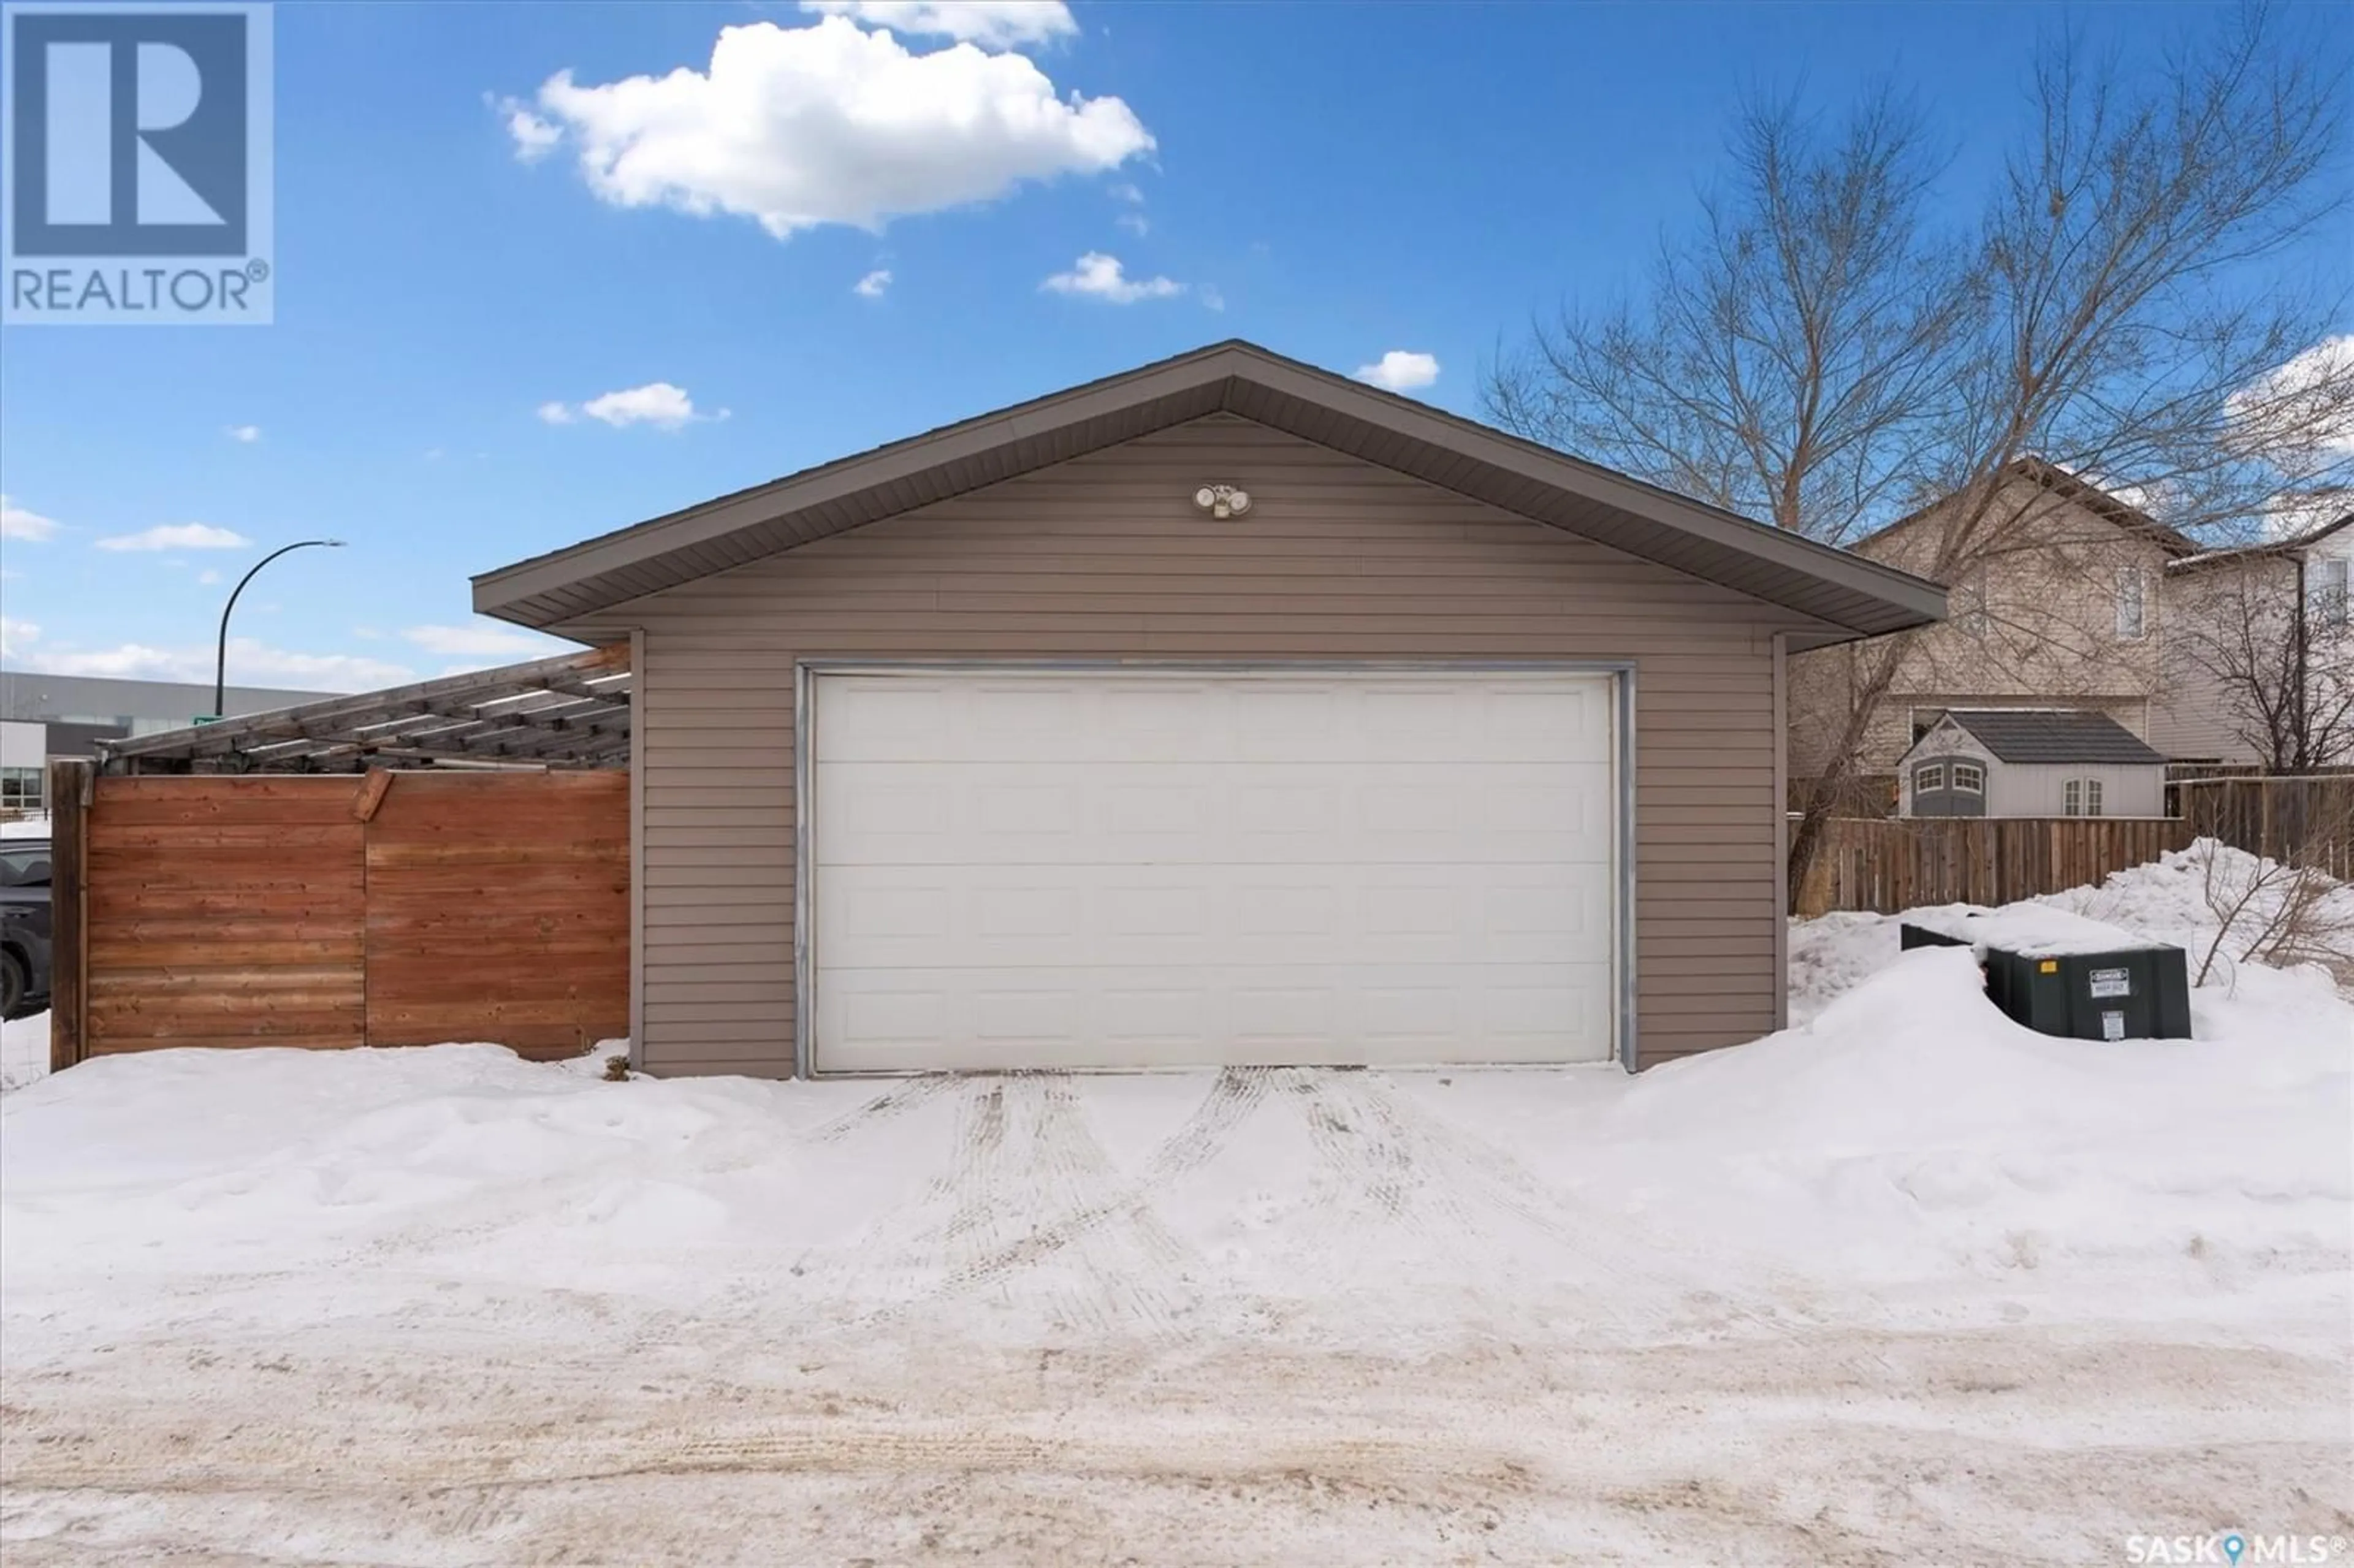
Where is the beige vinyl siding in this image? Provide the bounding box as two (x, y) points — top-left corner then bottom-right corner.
(576, 414), (1826, 1075)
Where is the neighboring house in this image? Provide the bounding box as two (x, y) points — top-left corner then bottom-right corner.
(1897, 709), (2167, 819)
(1789, 458), (2196, 783)
(473, 340), (1943, 1077)
(0, 671), (340, 810)
(2151, 509), (2354, 767)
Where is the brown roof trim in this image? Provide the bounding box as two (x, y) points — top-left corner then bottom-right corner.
(473, 339), (1946, 642)
(1862, 456), (2201, 558)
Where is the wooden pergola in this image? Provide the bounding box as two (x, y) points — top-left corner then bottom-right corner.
(95, 645), (630, 773)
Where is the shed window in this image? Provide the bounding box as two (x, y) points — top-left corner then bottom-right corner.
(1952, 763), (1985, 794)
(2116, 566), (2147, 640)
(1914, 763), (1945, 794)
(2313, 557), (2348, 632)
(0, 766), (40, 812)
(2063, 777), (2105, 817)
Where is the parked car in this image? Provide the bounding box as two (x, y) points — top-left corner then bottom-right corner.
(1, 839), (52, 1020)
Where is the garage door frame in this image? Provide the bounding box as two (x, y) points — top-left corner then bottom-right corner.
(793, 658), (1638, 1077)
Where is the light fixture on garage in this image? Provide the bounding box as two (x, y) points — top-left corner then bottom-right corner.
(1192, 483), (1252, 519)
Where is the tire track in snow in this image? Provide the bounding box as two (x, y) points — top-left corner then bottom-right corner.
(908, 1068), (1270, 1322)
(807, 1074), (957, 1146)
(1352, 1076), (1814, 1334)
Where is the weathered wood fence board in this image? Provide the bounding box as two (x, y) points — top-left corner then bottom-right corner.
(2176, 777), (2354, 881)
(1798, 817), (2197, 917)
(362, 771), (627, 1054)
(51, 764), (627, 1068)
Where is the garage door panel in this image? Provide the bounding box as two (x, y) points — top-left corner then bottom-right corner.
(811, 669), (1617, 1070)
(815, 767), (1612, 866)
(815, 960), (1615, 1070)
(820, 862), (1608, 970)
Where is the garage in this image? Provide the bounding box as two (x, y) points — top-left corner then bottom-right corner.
(806, 666), (1622, 1072)
(470, 338), (1946, 1076)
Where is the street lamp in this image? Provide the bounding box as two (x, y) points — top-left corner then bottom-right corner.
(211, 539), (346, 721)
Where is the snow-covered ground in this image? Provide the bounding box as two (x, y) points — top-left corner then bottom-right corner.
(2, 848), (2348, 1565)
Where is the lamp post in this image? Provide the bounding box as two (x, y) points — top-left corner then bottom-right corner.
(211, 539), (345, 720)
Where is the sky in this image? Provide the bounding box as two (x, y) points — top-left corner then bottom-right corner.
(1, 0), (2348, 695)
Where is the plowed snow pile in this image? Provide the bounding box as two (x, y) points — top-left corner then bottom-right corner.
(2, 847), (2348, 1566)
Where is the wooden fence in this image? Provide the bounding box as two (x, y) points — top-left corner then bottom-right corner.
(2176, 775), (2354, 880)
(1797, 816), (2196, 917)
(49, 763), (627, 1072)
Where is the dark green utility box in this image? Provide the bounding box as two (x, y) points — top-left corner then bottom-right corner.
(1900, 909), (2193, 1041)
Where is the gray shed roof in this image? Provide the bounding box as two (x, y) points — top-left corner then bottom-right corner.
(473, 339), (1946, 649)
(1932, 709), (2168, 766)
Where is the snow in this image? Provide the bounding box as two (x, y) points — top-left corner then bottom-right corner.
(1, 1010), (47, 1094)
(0, 812), (50, 839)
(2, 864), (2348, 1563)
(1899, 899), (2165, 957)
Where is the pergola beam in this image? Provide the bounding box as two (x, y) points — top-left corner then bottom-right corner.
(96, 644), (633, 773)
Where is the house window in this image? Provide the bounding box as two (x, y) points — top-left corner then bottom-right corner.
(2116, 566), (2147, 640)
(2063, 777), (2106, 817)
(1914, 763), (1945, 794)
(1952, 763), (1985, 794)
(2313, 557), (2348, 633)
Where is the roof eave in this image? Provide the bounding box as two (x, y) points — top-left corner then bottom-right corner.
(473, 341), (1946, 639)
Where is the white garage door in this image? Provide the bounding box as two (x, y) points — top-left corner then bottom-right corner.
(808, 668), (1618, 1072)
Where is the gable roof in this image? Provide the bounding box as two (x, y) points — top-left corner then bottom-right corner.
(1861, 456), (2201, 560)
(1916, 709), (2168, 766)
(472, 340), (1944, 649)
(2167, 505), (2354, 574)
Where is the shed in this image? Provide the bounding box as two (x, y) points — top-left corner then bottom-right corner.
(1898, 709), (2167, 819)
(474, 339), (1945, 1076)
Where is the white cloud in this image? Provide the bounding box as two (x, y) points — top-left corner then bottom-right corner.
(510, 17), (1152, 240)
(197, 568), (223, 585)
(798, 1), (1076, 48)
(403, 622), (571, 660)
(1355, 350), (1441, 393)
(1041, 251), (1183, 303)
(0, 617), (37, 658)
(1199, 284), (1225, 313)
(854, 267), (893, 298)
(1110, 181), (1144, 204)
(94, 523), (254, 552)
(2228, 335), (2354, 474)
(0, 495), (60, 542)
(497, 96), (563, 162)
(1114, 210), (1148, 237)
(224, 424), (261, 443)
(541, 382), (723, 430)
(9, 637), (414, 691)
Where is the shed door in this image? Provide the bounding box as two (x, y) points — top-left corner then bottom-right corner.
(808, 669), (1618, 1072)
(1911, 756), (1987, 818)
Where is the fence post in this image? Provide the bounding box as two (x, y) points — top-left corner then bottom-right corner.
(45, 758), (92, 1075)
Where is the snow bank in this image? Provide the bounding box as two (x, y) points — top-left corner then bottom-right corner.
(0, 1041), (835, 1299)
(2043, 839), (2354, 988)
(1, 1010), (47, 1094)
(0, 812), (48, 839)
(1740, 853), (2353, 1289)
(1898, 900), (2158, 957)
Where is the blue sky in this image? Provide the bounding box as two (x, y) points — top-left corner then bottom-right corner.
(2, 0), (2347, 693)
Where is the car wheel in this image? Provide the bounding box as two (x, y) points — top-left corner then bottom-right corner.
(0, 951), (24, 1021)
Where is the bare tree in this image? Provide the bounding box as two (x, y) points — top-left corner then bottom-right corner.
(1485, 5), (2354, 907)
(2171, 543), (2354, 771)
